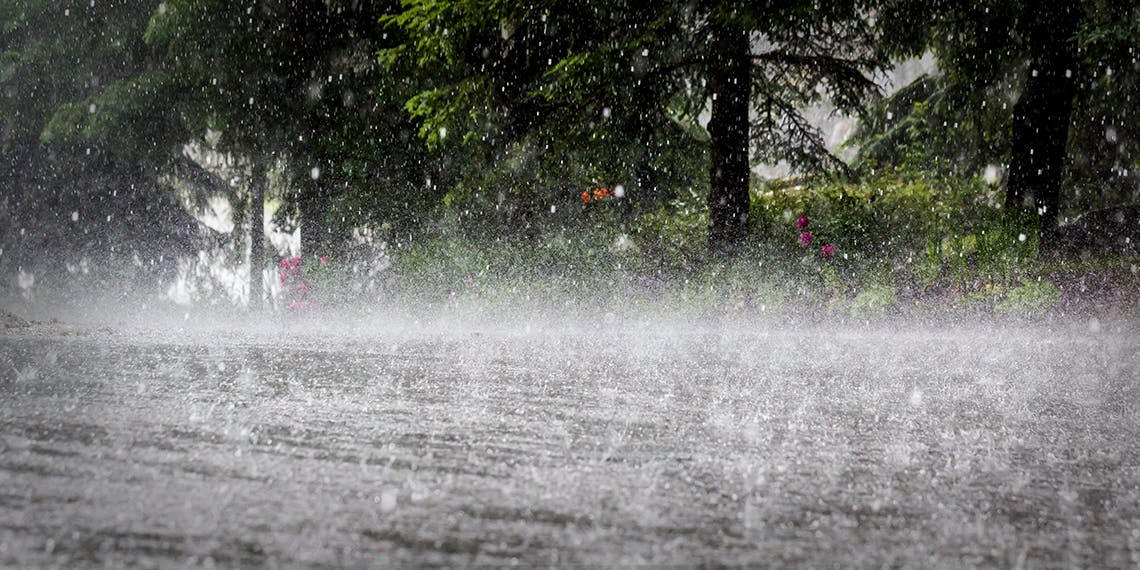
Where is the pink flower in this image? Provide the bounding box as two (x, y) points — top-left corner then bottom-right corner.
(279, 270), (288, 283)
(288, 300), (314, 311)
(799, 231), (813, 246)
(319, 255), (329, 264)
(279, 258), (289, 269)
(796, 215), (810, 230)
(820, 243), (835, 259)
(296, 281), (310, 293)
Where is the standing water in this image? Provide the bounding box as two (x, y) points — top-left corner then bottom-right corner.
(1, 316), (1138, 567)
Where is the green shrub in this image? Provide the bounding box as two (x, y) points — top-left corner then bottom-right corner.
(996, 278), (1060, 314)
(631, 187), (707, 271)
(849, 283), (898, 318)
(752, 171), (1043, 292)
(377, 169), (1092, 316)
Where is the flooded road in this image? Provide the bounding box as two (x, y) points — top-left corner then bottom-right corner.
(1, 318), (1138, 567)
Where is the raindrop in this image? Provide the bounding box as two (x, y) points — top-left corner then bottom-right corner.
(908, 388), (924, 407)
(614, 184), (625, 198)
(88, 103), (97, 114)
(602, 107), (611, 119)
(310, 166), (321, 180)
(379, 489), (398, 512)
(1018, 233), (1027, 242)
(1105, 127), (1118, 143)
(158, 2), (166, 14)
(438, 127), (448, 139)
(71, 211), (79, 222)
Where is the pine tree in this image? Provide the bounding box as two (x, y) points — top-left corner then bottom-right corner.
(858, 0), (1139, 245)
(384, 0), (884, 256)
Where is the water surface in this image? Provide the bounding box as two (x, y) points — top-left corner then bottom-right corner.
(1, 318), (1137, 567)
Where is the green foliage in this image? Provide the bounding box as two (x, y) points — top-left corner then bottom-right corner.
(277, 254), (352, 309)
(16, 0), (455, 250)
(850, 284), (897, 318)
(41, 71), (187, 165)
(857, 0), (1140, 217)
(753, 173), (979, 265)
(389, 228), (644, 309)
(0, 0), (209, 291)
(632, 188), (708, 271)
(1, 0), (174, 162)
(751, 171), (1045, 298)
(382, 0), (886, 246)
(377, 167), (1136, 318)
(4, 0), (1133, 317)
(1067, 0), (1140, 211)
(996, 278), (1061, 314)
(142, 0), (456, 237)
(383, 0), (711, 222)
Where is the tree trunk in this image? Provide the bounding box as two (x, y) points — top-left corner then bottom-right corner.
(249, 160), (266, 310)
(706, 20), (752, 258)
(1006, 0), (1078, 245)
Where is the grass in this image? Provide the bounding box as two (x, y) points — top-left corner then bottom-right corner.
(373, 172), (1138, 321)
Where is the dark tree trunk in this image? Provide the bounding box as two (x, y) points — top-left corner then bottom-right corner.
(1006, 0), (1078, 245)
(249, 160), (266, 310)
(706, 20), (752, 257)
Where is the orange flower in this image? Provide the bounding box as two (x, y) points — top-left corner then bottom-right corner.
(581, 190), (591, 204)
(593, 187), (610, 201)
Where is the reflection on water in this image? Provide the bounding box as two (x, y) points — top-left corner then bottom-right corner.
(1, 322), (1137, 566)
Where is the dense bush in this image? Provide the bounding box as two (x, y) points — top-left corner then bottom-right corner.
(383, 170), (1127, 317)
